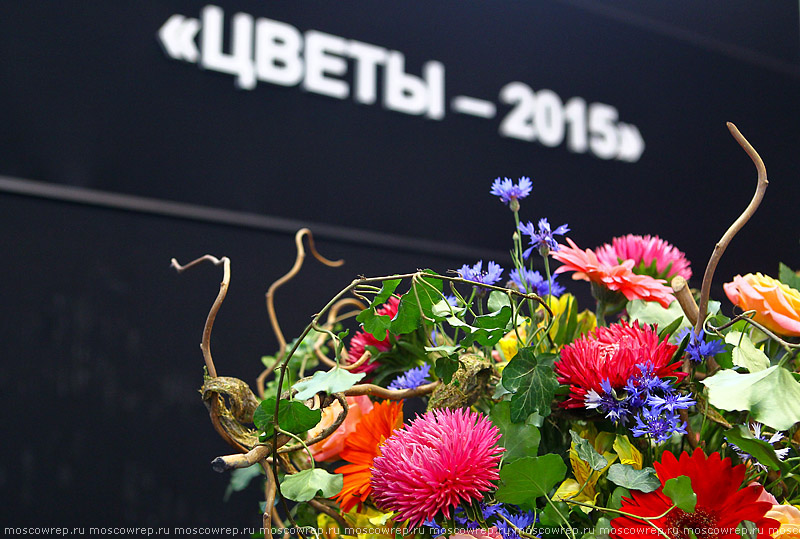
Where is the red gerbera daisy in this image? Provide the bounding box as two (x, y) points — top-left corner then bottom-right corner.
(611, 448), (778, 539)
(332, 400), (404, 512)
(551, 238), (675, 308)
(347, 296), (401, 373)
(555, 320), (685, 409)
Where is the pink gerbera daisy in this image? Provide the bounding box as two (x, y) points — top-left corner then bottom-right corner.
(370, 408), (504, 527)
(555, 320), (685, 409)
(551, 238), (675, 308)
(595, 234), (692, 281)
(347, 296), (401, 373)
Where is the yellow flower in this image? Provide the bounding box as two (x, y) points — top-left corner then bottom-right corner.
(554, 435), (617, 511)
(613, 435), (643, 470)
(318, 506), (406, 539)
(766, 505), (800, 538)
(498, 323), (528, 362)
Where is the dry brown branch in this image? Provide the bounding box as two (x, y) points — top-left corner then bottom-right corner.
(262, 460), (277, 539)
(309, 499), (348, 529)
(695, 123), (768, 335)
(171, 255), (230, 378)
(671, 276), (699, 328)
(212, 442), (281, 472)
(345, 381), (440, 399)
(266, 228), (344, 357)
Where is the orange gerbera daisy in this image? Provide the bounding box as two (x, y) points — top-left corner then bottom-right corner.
(333, 400), (404, 512)
(551, 238), (675, 308)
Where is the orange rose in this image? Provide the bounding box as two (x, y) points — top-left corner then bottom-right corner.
(766, 505), (800, 538)
(723, 273), (800, 337)
(307, 395), (373, 462)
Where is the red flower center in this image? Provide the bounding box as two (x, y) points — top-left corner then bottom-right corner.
(665, 508), (720, 539)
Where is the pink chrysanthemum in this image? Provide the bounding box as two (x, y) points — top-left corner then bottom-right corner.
(347, 296), (401, 373)
(595, 234), (692, 281)
(370, 408), (504, 527)
(551, 238), (675, 308)
(555, 320), (685, 409)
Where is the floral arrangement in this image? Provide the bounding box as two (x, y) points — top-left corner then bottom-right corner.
(172, 123), (800, 539)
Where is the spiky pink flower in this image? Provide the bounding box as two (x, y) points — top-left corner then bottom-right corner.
(595, 234), (692, 281)
(370, 408), (504, 528)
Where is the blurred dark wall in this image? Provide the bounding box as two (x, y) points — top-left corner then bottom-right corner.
(0, 1), (798, 530)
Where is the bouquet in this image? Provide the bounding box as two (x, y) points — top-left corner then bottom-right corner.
(173, 123), (800, 539)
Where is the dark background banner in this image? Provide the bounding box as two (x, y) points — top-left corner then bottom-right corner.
(1, 1), (798, 530)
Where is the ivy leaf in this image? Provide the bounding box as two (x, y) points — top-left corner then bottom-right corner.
(254, 397), (322, 438)
(725, 425), (789, 473)
(606, 464), (660, 493)
(570, 430), (608, 471)
(390, 272), (443, 335)
(355, 279), (402, 339)
(725, 331), (769, 372)
(609, 487), (631, 510)
(779, 263), (800, 291)
(488, 290), (512, 312)
(280, 469), (343, 502)
(454, 305), (514, 348)
(663, 475), (696, 513)
(293, 368), (366, 400)
(501, 348), (559, 422)
(494, 454), (566, 509)
(702, 366), (800, 430)
(490, 401), (541, 462)
(434, 355), (460, 384)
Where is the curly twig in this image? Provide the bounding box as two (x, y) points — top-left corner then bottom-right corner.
(266, 228), (344, 358)
(262, 460), (276, 539)
(171, 255), (230, 378)
(695, 123), (768, 335)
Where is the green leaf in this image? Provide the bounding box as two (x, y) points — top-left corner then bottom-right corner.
(280, 469), (343, 502)
(293, 368), (366, 400)
(570, 430), (609, 471)
(702, 366), (800, 430)
(488, 290), (512, 312)
(494, 454), (566, 509)
(373, 279), (402, 305)
(502, 348), (559, 422)
(453, 305), (514, 348)
(663, 475), (696, 513)
(434, 355), (460, 384)
(490, 401), (541, 462)
(725, 425), (789, 473)
(594, 517), (612, 539)
(779, 263), (800, 291)
(658, 316), (684, 342)
(390, 272), (443, 334)
(609, 487), (630, 510)
(224, 464), (263, 502)
(254, 397), (322, 438)
(606, 464), (660, 493)
(724, 331), (769, 372)
(628, 299), (720, 342)
(358, 311), (392, 340)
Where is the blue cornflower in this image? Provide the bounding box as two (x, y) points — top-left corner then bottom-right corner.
(458, 260), (504, 295)
(496, 506), (537, 539)
(646, 391), (695, 413)
(388, 363), (431, 391)
(444, 295), (460, 307)
(729, 422), (790, 470)
(677, 328), (726, 363)
(424, 520), (446, 538)
(585, 378), (633, 425)
(491, 176), (533, 209)
(509, 268), (565, 297)
(632, 408), (687, 444)
(518, 218), (570, 258)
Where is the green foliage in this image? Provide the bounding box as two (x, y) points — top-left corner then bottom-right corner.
(488, 290), (513, 312)
(292, 367), (365, 400)
(356, 279), (402, 339)
(390, 271), (443, 335)
(447, 305), (513, 348)
(501, 348), (559, 422)
(280, 469), (343, 502)
(223, 464), (263, 502)
(490, 401), (541, 462)
(609, 487), (630, 510)
(725, 331), (770, 372)
(725, 425), (789, 473)
(606, 464), (660, 493)
(627, 299), (720, 341)
(570, 430), (608, 471)
(253, 397), (321, 439)
(494, 454), (567, 509)
(552, 294), (580, 346)
(434, 355), (460, 384)
(702, 366), (800, 430)
(779, 262), (800, 291)
(663, 475), (696, 513)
